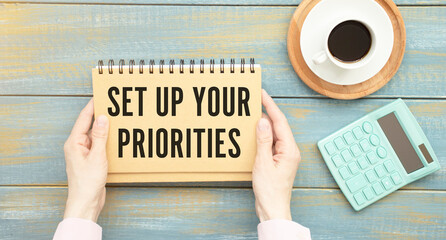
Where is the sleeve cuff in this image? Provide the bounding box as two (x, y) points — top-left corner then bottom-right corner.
(53, 218), (102, 240)
(258, 219), (311, 240)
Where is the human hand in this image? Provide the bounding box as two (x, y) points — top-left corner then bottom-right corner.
(252, 90), (301, 222)
(63, 99), (109, 222)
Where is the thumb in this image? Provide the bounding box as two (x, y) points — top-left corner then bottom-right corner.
(90, 115), (109, 156)
(255, 118), (274, 164)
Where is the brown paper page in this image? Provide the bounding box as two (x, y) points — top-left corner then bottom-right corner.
(92, 64), (261, 181)
(107, 172), (252, 183)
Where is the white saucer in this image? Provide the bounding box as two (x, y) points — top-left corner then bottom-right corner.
(300, 0), (394, 85)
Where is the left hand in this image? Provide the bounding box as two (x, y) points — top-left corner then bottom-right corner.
(63, 98), (109, 222)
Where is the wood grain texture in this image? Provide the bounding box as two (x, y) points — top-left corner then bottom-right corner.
(287, 0), (406, 99)
(1, 97), (444, 189)
(0, 187), (445, 239)
(1, 0), (445, 5)
(0, 5), (445, 97)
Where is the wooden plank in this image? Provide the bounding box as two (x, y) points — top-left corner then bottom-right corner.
(0, 187), (445, 239)
(1, 0), (445, 6)
(1, 97), (444, 189)
(0, 5), (445, 97)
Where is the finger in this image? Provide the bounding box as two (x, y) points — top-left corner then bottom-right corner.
(89, 115), (109, 158)
(254, 118), (274, 167)
(71, 99), (94, 137)
(262, 113), (277, 143)
(261, 89), (294, 142)
(86, 130), (93, 149)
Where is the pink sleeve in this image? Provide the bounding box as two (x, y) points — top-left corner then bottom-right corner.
(53, 218), (102, 240)
(257, 219), (311, 240)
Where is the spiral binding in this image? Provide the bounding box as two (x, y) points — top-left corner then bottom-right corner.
(97, 58), (256, 74)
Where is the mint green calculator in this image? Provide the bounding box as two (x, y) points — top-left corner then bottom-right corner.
(318, 99), (441, 211)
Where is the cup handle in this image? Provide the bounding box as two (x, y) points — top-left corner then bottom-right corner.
(312, 51), (328, 65)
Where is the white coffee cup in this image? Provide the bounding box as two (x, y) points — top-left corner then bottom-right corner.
(312, 18), (377, 70)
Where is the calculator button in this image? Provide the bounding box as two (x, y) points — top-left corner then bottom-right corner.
(350, 144), (362, 157)
(348, 162), (360, 175)
(359, 139), (371, 152)
(353, 192), (366, 205)
(390, 172), (402, 185)
(341, 149), (353, 162)
(339, 167), (351, 180)
(357, 156), (369, 169)
(377, 147), (387, 158)
(365, 170), (377, 183)
(369, 134), (380, 146)
(382, 177), (393, 190)
(374, 165), (386, 178)
(352, 127), (364, 140)
(331, 155), (344, 167)
(363, 187), (375, 200)
(366, 151), (379, 165)
(362, 121), (373, 133)
(324, 142), (337, 155)
(346, 174), (368, 193)
(372, 182), (384, 195)
(383, 160), (395, 173)
(334, 137), (346, 150)
(343, 131), (355, 145)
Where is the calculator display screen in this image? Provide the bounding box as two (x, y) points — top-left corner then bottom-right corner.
(378, 112), (424, 174)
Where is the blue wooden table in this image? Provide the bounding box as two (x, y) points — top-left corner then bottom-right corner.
(0, 0), (445, 239)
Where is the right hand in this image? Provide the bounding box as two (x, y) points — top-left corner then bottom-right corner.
(252, 90), (302, 222)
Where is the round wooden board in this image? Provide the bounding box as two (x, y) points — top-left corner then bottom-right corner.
(287, 0), (406, 100)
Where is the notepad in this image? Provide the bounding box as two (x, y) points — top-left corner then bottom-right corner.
(92, 59), (261, 183)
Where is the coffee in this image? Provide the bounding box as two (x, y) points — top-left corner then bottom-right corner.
(328, 20), (372, 62)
